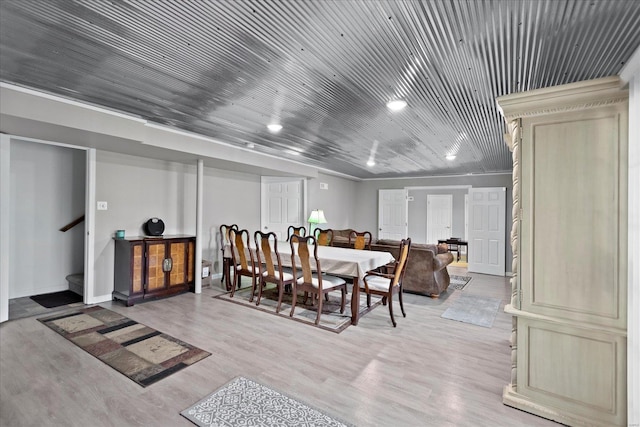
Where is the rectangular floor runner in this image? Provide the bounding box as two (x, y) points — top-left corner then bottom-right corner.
(38, 306), (210, 387)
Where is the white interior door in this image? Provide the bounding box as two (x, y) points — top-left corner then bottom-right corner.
(378, 189), (407, 240)
(467, 187), (506, 276)
(426, 194), (453, 243)
(261, 177), (305, 240)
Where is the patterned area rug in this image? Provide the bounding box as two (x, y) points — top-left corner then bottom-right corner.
(181, 376), (353, 427)
(449, 275), (472, 290)
(38, 306), (210, 387)
(441, 294), (501, 328)
(214, 285), (382, 333)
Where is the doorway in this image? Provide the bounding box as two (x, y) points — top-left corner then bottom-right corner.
(426, 194), (453, 243)
(260, 176), (306, 240)
(467, 187), (506, 276)
(377, 189), (408, 240)
(0, 135), (95, 323)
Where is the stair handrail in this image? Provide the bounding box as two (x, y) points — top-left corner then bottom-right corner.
(60, 215), (85, 232)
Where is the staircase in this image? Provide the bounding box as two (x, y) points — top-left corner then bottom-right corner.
(66, 274), (84, 296)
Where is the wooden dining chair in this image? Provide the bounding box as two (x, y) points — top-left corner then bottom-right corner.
(254, 231), (296, 313)
(349, 230), (372, 250)
(289, 235), (347, 325)
(362, 238), (412, 327)
(286, 225), (306, 241)
(219, 224), (238, 290)
(228, 229), (259, 300)
(314, 228), (333, 246)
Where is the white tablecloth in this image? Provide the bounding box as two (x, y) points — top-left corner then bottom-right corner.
(226, 242), (394, 282)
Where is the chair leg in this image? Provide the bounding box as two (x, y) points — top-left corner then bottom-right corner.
(315, 292), (323, 325)
(366, 292), (371, 307)
(249, 275), (257, 302)
(289, 285), (297, 317)
(255, 278), (264, 306)
(399, 288), (406, 317)
(230, 271), (238, 298)
(275, 283), (284, 313)
(388, 293), (397, 327)
(339, 287), (345, 314)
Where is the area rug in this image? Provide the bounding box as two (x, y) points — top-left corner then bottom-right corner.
(30, 290), (83, 308)
(214, 285), (382, 333)
(449, 275), (472, 290)
(181, 376), (353, 427)
(441, 294), (501, 328)
(38, 306), (210, 387)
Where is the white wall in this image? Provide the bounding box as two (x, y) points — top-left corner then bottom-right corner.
(307, 173), (358, 230)
(9, 140), (85, 298)
(93, 153), (357, 296)
(93, 151), (197, 298)
(408, 188), (468, 244)
(355, 173), (514, 267)
(201, 167), (262, 275)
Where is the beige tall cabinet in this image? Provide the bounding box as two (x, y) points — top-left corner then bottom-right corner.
(497, 76), (628, 426)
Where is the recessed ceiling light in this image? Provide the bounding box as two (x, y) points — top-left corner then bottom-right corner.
(267, 123), (282, 132)
(386, 99), (407, 111)
(367, 159), (375, 167)
(286, 149), (300, 156)
(246, 142), (255, 149)
(446, 154), (457, 161)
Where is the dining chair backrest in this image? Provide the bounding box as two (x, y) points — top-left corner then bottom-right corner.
(220, 224), (238, 251)
(254, 231), (281, 279)
(349, 230), (372, 250)
(315, 228), (333, 246)
(229, 228), (253, 271)
(392, 238), (412, 287)
(287, 225), (306, 241)
(289, 235), (319, 287)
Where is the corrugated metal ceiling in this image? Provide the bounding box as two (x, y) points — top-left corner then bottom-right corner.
(1, 0), (638, 178)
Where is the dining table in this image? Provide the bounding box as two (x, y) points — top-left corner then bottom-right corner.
(224, 242), (395, 325)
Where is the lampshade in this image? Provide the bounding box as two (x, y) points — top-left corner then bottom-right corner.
(307, 209), (327, 224)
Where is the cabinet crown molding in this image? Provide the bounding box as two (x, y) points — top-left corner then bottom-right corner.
(496, 76), (628, 121)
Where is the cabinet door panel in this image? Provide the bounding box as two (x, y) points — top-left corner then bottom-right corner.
(188, 240), (195, 283)
(169, 241), (186, 286)
(132, 244), (143, 293)
(146, 242), (166, 292)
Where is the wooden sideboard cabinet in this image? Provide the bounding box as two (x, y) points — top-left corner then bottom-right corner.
(113, 235), (196, 306)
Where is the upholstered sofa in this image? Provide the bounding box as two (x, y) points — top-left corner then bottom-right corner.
(331, 229), (454, 297)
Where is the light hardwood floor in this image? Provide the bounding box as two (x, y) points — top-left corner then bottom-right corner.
(0, 267), (560, 426)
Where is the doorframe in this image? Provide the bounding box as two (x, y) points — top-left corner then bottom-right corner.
(0, 135), (96, 322)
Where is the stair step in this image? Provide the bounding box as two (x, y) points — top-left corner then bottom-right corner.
(66, 274), (84, 296)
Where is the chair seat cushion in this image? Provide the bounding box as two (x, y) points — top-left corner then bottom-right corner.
(364, 275), (393, 292)
(237, 265), (260, 274)
(263, 270), (294, 281)
(297, 274), (345, 289)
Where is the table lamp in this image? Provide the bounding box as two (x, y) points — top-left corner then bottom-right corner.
(307, 209), (327, 235)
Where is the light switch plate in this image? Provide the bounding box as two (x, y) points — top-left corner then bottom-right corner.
(97, 201), (108, 210)
(320, 182), (329, 190)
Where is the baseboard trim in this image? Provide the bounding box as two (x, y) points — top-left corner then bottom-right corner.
(503, 385), (625, 427)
